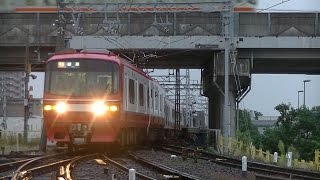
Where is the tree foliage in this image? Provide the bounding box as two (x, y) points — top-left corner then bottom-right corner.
(254, 111), (263, 120)
(237, 109), (261, 147)
(261, 104), (320, 161)
(238, 104), (320, 161)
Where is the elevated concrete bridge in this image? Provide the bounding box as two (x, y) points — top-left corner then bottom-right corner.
(0, 3), (320, 138)
(1, 12), (319, 73)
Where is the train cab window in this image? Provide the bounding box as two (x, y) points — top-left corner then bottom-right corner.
(139, 83), (144, 106)
(45, 60), (119, 97)
(129, 79), (135, 104)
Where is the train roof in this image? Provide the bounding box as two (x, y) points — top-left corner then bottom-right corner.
(47, 49), (154, 80)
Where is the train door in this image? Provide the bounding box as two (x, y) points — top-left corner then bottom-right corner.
(147, 80), (152, 134)
(124, 73), (128, 121)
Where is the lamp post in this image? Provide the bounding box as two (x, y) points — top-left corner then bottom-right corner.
(297, 90), (303, 109)
(303, 80), (311, 107)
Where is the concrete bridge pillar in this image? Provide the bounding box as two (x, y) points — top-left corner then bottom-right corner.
(208, 81), (237, 137)
(203, 52), (250, 138)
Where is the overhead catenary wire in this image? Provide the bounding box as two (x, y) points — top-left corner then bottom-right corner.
(257, 0), (292, 13)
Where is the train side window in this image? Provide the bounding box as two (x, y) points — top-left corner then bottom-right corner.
(139, 83), (144, 106)
(129, 79), (135, 104)
(155, 91), (158, 110)
(160, 94), (163, 112)
(172, 109), (175, 120)
(151, 89), (153, 108)
(147, 88), (150, 108)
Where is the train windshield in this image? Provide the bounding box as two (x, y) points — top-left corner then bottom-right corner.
(45, 59), (119, 97)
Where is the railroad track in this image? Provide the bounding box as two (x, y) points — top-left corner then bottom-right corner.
(101, 153), (158, 180)
(7, 153), (71, 180)
(0, 158), (38, 175)
(0, 154), (59, 180)
(59, 153), (99, 180)
(162, 145), (320, 180)
(127, 151), (204, 180)
(0, 152), (99, 180)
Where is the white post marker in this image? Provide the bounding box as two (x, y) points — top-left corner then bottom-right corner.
(16, 133), (20, 152)
(242, 156), (247, 178)
(273, 152), (278, 163)
(287, 152), (292, 167)
(129, 168), (136, 180)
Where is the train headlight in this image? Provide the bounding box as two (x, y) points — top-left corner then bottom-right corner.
(56, 102), (67, 113)
(44, 105), (53, 111)
(91, 101), (107, 116)
(109, 105), (118, 112)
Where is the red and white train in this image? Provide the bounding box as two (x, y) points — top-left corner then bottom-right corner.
(43, 49), (180, 151)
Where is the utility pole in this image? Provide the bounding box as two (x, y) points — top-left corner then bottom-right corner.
(303, 80), (311, 107)
(23, 30), (30, 142)
(297, 90), (303, 109)
(1, 77), (7, 131)
(56, 1), (66, 51)
(185, 69), (191, 127)
(174, 69), (181, 131)
(222, 0), (234, 151)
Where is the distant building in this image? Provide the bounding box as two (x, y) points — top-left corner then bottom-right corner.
(0, 98), (43, 141)
(0, 116), (42, 141)
(252, 116), (278, 134)
(0, 72), (25, 100)
(0, 98), (42, 117)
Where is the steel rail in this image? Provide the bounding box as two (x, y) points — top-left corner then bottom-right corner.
(101, 154), (157, 180)
(127, 151), (204, 180)
(63, 153), (99, 180)
(0, 158), (37, 173)
(11, 153), (65, 180)
(162, 145), (320, 180)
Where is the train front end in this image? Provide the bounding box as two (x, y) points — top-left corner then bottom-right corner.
(43, 51), (121, 149)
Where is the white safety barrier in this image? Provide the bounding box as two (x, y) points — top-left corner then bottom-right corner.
(242, 156), (247, 177)
(274, 152), (278, 163)
(287, 152), (292, 167)
(129, 168), (136, 180)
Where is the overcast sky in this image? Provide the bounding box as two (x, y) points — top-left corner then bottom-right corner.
(258, 0), (320, 12)
(29, 0), (320, 116)
(242, 0), (320, 115)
